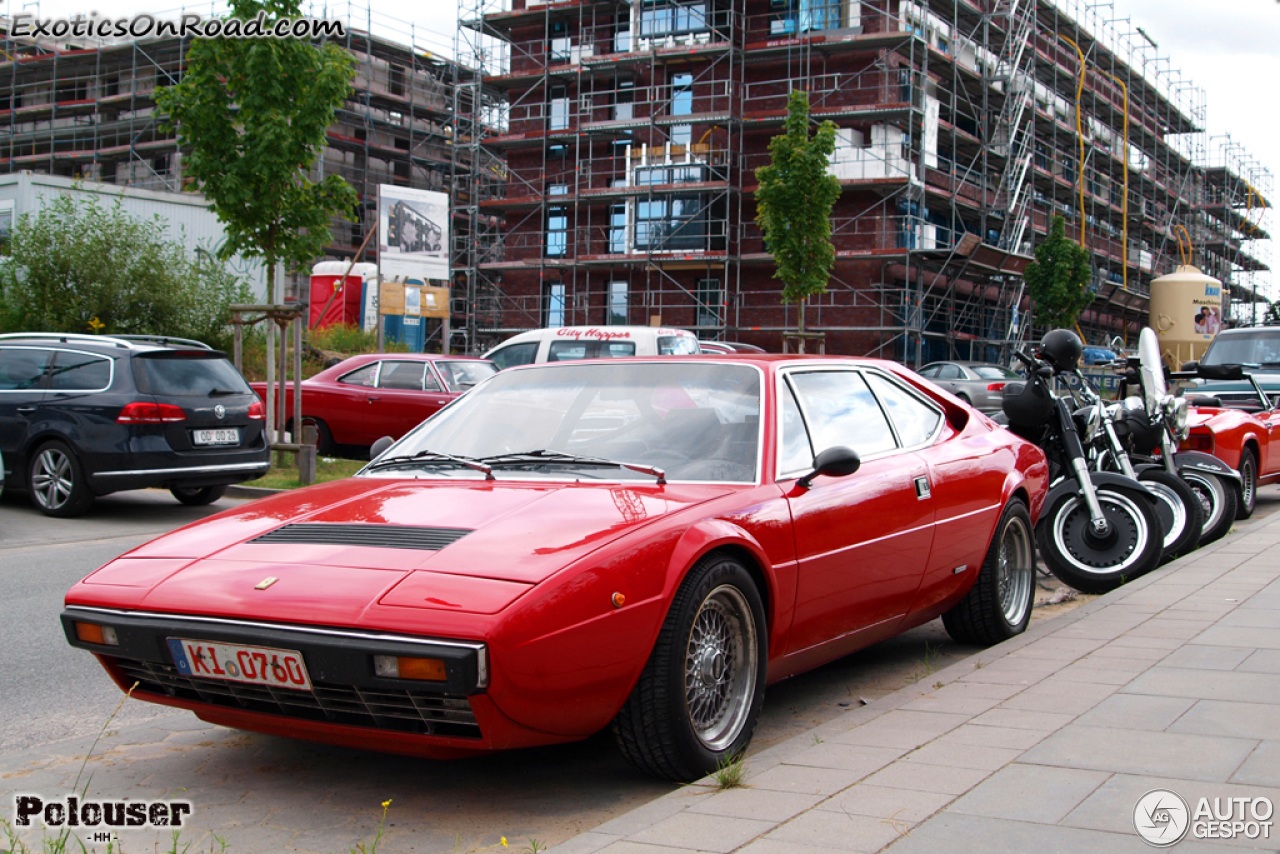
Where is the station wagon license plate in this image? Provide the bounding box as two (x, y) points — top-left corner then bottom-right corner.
(166, 638), (312, 690)
(193, 428), (240, 446)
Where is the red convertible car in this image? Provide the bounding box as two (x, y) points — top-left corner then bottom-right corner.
(1180, 371), (1280, 519)
(63, 357), (1047, 781)
(250, 354), (496, 453)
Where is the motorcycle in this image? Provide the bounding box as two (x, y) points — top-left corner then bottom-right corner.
(1123, 328), (1241, 546)
(1073, 367), (1203, 563)
(1002, 331), (1165, 594)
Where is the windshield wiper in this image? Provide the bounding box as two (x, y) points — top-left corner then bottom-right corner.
(366, 450), (494, 479)
(480, 450), (665, 484)
(208, 387), (241, 396)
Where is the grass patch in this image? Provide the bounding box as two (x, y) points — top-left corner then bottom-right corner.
(252, 457), (366, 491)
(711, 753), (747, 790)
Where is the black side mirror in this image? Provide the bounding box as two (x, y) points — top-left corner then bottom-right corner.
(798, 446), (861, 489)
(370, 436), (395, 460)
(1181, 360), (1199, 372)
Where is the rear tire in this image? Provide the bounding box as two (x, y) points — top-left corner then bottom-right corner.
(170, 485), (228, 506)
(1182, 470), (1238, 545)
(612, 554), (767, 782)
(1037, 480), (1163, 594)
(943, 498), (1035, 645)
(290, 416), (335, 456)
(1137, 469), (1203, 561)
(1237, 448), (1258, 520)
(28, 441), (94, 518)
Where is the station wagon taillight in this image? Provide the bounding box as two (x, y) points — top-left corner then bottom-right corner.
(247, 400), (265, 420)
(116, 402), (187, 423)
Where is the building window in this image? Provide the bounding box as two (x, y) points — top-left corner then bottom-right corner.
(608, 281), (628, 324)
(609, 204), (628, 252)
(544, 282), (566, 328)
(152, 153), (170, 175)
(546, 202), (569, 257)
(389, 65), (406, 97)
(614, 79), (634, 121)
(670, 72), (692, 146)
(635, 196), (706, 251)
(550, 20), (571, 63)
(550, 85), (570, 131)
(696, 278), (722, 327)
(640, 0), (708, 38)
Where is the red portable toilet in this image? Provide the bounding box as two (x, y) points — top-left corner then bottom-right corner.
(309, 261), (378, 329)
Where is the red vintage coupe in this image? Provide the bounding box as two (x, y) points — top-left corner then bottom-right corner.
(250, 354), (496, 454)
(63, 357), (1048, 781)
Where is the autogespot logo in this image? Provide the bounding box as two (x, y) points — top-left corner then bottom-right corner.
(1134, 789), (1190, 847)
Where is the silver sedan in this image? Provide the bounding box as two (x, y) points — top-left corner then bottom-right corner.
(916, 361), (1020, 413)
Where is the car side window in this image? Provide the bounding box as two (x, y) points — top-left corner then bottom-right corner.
(865, 372), (942, 449)
(936, 364), (963, 380)
(778, 380), (814, 476)
(49, 352), (112, 392)
(489, 342), (537, 370)
(917, 365), (941, 379)
(378, 361), (427, 390)
(548, 341), (588, 361)
(0, 348), (52, 390)
(338, 364), (378, 387)
(788, 370), (897, 457)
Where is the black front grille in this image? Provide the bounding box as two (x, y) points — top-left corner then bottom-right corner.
(250, 523), (472, 551)
(114, 657), (481, 739)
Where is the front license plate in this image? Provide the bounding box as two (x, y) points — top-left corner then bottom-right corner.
(193, 428), (240, 446)
(166, 638), (312, 690)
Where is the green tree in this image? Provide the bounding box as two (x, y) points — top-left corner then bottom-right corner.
(754, 90), (841, 335)
(1023, 215), (1094, 330)
(0, 193), (251, 349)
(155, 0), (358, 301)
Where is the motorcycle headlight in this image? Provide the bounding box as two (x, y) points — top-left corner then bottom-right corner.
(1169, 396), (1189, 442)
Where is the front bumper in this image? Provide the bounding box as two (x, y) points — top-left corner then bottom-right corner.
(62, 607), (491, 743)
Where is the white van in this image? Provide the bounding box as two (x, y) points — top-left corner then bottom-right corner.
(482, 326), (701, 369)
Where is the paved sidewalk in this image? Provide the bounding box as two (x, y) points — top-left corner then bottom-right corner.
(554, 514), (1280, 854)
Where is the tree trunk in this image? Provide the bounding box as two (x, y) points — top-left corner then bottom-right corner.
(797, 297), (806, 335)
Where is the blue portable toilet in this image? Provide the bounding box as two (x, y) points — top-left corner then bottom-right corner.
(382, 280), (427, 352)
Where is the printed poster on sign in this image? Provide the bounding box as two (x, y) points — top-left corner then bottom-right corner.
(378, 185), (449, 280)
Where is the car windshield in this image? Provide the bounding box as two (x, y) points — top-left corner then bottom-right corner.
(436, 360), (498, 392)
(972, 365), (1019, 380)
(364, 361), (762, 483)
(132, 352), (253, 396)
(1202, 332), (1280, 368)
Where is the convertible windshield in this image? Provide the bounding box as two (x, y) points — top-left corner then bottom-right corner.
(365, 362), (762, 483)
(1202, 332), (1280, 368)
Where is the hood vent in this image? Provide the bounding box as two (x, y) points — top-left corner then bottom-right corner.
(250, 523), (472, 551)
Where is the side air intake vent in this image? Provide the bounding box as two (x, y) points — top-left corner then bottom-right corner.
(251, 523), (472, 551)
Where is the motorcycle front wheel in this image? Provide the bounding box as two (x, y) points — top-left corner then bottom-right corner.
(1138, 469), (1203, 562)
(1038, 480), (1164, 594)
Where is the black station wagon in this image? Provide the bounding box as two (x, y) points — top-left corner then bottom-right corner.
(0, 333), (270, 517)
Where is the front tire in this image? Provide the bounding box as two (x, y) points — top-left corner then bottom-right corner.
(1138, 469), (1203, 561)
(1182, 469), (1238, 545)
(1237, 448), (1258, 519)
(943, 498), (1035, 645)
(170, 485), (228, 506)
(612, 554), (767, 782)
(28, 441), (94, 517)
(1037, 480), (1163, 594)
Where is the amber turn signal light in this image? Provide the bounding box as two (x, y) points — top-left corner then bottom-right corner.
(74, 622), (119, 646)
(373, 655), (447, 681)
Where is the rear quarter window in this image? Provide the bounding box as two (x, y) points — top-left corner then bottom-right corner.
(132, 353), (252, 396)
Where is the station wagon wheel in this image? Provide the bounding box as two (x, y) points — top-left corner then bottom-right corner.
(28, 440), (94, 518)
(942, 497), (1035, 645)
(1237, 448), (1258, 520)
(170, 485), (228, 506)
(613, 554), (767, 782)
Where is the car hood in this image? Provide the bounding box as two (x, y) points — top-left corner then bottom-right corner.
(73, 477), (732, 621)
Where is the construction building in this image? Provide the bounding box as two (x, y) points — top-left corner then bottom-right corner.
(451, 0), (1272, 360)
(0, 5), (467, 307)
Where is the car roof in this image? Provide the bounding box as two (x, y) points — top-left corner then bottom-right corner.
(0, 332), (213, 354)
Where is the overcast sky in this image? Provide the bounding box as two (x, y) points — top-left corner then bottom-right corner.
(5, 0), (1276, 296)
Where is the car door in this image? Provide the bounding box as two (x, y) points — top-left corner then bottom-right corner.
(780, 367), (936, 658)
(369, 360), (451, 441)
(0, 346), (53, 481)
(326, 361), (378, 444)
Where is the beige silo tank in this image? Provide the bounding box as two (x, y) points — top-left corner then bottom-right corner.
(1148, 265), (1225, 372)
